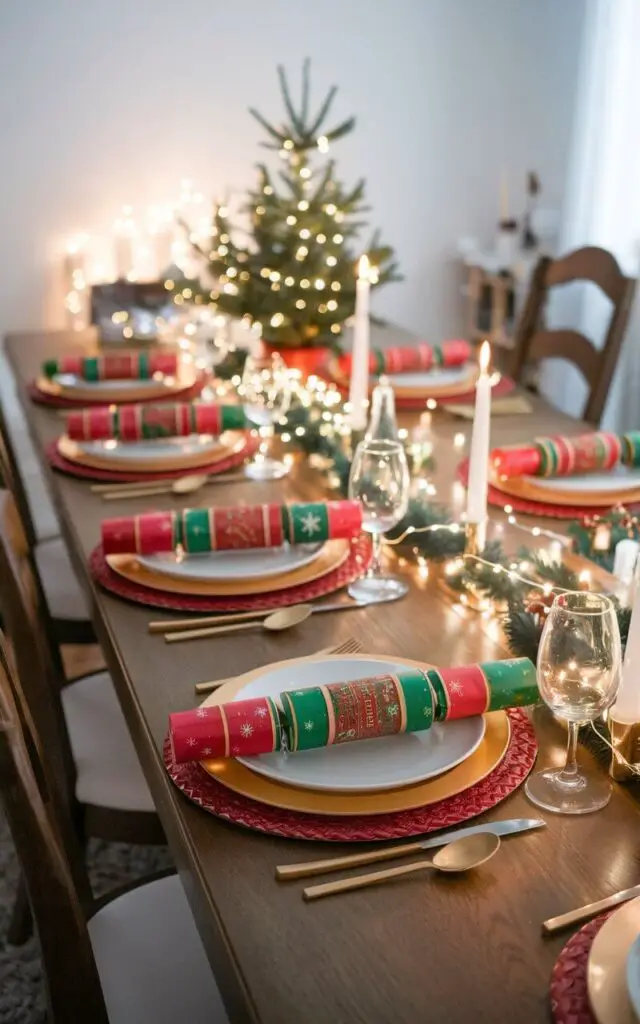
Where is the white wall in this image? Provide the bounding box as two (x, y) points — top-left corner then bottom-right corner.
(0, 0), (585, 340)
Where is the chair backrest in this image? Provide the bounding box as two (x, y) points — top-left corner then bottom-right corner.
(0, 631), (109, 1024)
(0, 491), (77, 810)
(510, 246), (637, 424)
(0, 396), (39, 549)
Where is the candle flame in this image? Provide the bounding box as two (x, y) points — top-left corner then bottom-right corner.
(358, 254), (370, 280)
(479, 341), (491, 373)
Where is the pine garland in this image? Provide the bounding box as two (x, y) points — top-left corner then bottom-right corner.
(215, 352), (625, 662)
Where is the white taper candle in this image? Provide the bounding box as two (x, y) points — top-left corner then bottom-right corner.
(465, 341), (492, 548)
(348, 254), (371, 431)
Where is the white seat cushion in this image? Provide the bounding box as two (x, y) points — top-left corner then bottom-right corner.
(61, 671), (156, 812)
(88, 874), (228, 1024)
(34, 536), (90, 621)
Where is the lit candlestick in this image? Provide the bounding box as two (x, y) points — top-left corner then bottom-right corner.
(612, 584), (640, 723)
(149, 205), (175, 278)
(465, 341), (492, 548)
(613, 539), (640, 586)
(348, 254), (371, 431)
(64, 235), (89, 330)
(113, 205), (137, 280)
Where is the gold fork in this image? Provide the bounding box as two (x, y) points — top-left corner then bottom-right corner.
(194, 636), (363, 694)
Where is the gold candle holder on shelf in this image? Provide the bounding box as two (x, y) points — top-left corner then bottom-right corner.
(609, 717), (640, 782)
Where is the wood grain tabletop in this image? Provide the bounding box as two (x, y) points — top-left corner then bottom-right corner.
(7, 329), (640, 1024)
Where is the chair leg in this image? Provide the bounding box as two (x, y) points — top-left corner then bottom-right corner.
(7, 873), (33, 945)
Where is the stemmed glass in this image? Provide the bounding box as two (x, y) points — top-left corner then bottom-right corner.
(348, 438), (410, 601)
(525, 591), (622, 814)
(241, 353), (292, 480)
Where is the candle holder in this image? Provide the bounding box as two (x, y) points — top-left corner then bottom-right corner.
(464, 520), (486, 557)
(609, 717), (640, 782)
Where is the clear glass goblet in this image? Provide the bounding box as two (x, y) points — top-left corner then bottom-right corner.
(241, 353), (292, 480)
(348, 438), (410, 601)
(525, 591), (622, 815)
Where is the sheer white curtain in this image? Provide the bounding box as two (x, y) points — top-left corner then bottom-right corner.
(540, 0), (640, 430)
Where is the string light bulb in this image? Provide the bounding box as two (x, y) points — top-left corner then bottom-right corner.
(300, 167), (311, 179)
(300, 278), (310, 289)
(333, 233), (343, 243)
(314, 279), (325, 290)
(270, 313), (284, 327)
(296, 246), (308, 260)
(325, 203), (337, 215)
(297, 200), (309, 211)
(283, 140), (294, 150)
(330, 281), (341, 292)
(284, 276), (295, 286)
(299, 229), (311, 239)
(286, 215), (297, 226)
(263, 185), (273, 195)
(317, 233), (326, 243)
(326, 255), (337, 267)
(317, 135), (329, 153)
(295, 299), (306, 309)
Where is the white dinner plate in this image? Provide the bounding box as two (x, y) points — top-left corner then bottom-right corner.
(233, 656), (486, 792)
(54, 373), (169, 392)
(78, 434), (221, 463)
(587, 895), (640, 1024)
(378, 364), (472, 389)
(137, 542), (324, 582)
(531, 465), (640, 494)
(626, 933), (640, 1022)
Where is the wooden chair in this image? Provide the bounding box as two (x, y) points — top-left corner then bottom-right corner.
(0, 490), (164, 942)
(510, 246), (636, 424)
(0, 396), (95, 644)
(0, 631), (228, 1024)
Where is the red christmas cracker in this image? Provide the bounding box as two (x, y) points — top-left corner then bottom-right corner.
(169, 696), (281, 763)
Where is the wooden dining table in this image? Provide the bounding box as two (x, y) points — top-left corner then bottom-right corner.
(7, 328), (640, 1024)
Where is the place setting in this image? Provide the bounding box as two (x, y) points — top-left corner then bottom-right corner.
(163, 649), (540, 845)
(46, 395), (256, 483)
(29, 348), (208, 407)
(481, 430), (640, 519)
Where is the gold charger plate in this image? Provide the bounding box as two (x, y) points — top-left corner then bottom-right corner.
(58, 430), (246, 474)
(489, 467), (640, 509)
(327, 357), (478, 399)
(199, 653), (511, 815)
(587, 895), (640, 1024)
(106, 538), (350, 597)
(36, 365), (197, 404)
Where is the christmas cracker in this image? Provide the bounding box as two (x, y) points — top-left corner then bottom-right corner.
(338, 339), (471, 377)
(42, 351), (179, 381)
(492, 431), (640, 479)
(168, 657), (537, 763)
(66, 401), (247, 442)
(101, 500), (362, 556)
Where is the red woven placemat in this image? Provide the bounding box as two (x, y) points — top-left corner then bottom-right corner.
(45, 435), (256, 483)
(28, 376), (207, 408)
(457, 459), (640, 520)
(549, 913), (611, 1023)
(90, 533), (372, 612)
(163, 708), (536, 841)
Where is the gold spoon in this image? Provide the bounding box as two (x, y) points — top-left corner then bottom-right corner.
(164, 603), (313, 643)
(99, 472), (245, 501)
(302, 832), (501, 901)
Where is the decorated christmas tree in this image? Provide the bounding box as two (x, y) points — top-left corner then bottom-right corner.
(188, 61), (400, 349)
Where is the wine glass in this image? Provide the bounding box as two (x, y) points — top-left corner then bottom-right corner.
(348, 438), (410, 600)
(525, 591), (622, 814)
(241, 353), (292, 480)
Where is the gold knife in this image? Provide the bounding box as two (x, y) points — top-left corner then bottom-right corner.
(542, 884), (640, 935)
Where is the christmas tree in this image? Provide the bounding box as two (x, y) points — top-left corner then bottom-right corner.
(188, 61), (400, 349)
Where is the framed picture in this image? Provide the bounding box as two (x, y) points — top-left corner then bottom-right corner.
(91, 281), (176, 344)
